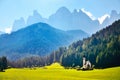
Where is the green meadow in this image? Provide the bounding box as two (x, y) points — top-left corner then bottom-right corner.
(0, 63), (120, 80)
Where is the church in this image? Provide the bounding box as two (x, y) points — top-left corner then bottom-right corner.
(82, 57), (93, 70)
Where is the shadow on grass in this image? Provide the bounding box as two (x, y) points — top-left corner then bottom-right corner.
(0, 70), (5, 72)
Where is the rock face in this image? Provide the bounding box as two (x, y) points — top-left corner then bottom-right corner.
(12, 17), (26, 31)
(12, 7), (120, 34)
(11, 7), (99, 34)
(27, 10), (45, 26)
(100, 10), (120, 29)
(48, 7), (100, 34)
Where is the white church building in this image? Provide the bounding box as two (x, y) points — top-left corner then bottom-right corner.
(82, 57), (92, 70)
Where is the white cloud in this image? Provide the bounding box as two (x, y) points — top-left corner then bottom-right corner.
(81, 8), (96, 20)
(98, 14), (110, 24)
(5, 27), (12, 34)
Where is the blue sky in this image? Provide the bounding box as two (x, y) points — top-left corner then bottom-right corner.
(0, 0), (120, 33)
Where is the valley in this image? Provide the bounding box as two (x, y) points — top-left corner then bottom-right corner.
(0, 1), (120, 80)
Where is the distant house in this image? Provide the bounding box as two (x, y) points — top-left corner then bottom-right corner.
(82, 57), (92, 70)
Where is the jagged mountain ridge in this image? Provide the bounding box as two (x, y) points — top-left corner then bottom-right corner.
(101, 10), (120, 29)
(12, 7), (120, 34)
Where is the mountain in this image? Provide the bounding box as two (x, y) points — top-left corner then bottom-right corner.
(12, 10), (46, 32)
(12, 17), (26, 31)
(48, 7), (99, 34)
(60, 20), (120, 68)
(48, 7), (72, 30)
(0, 22), (88, 60)
(27, 10), (46, 26)
(66, 30), (89, 41)
(12, 7), (100, 34)
(101, 10), (120, 29)
(12, 7), (120, 34)
(0, 31), (4, 35)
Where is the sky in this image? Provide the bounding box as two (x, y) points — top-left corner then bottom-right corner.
(0, 0), (120, 33)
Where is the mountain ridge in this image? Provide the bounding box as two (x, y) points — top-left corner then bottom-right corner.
(12, 7), (120, 34)
(0, 22), (88, 60)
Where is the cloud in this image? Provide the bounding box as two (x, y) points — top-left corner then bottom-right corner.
(81, 8), (110, 24)
(81, 8), (96, 20)
(98, 14), (110, 24)
(5, 27), (12, 34)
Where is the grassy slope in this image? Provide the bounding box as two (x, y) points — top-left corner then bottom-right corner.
(0, 63), (120, 80)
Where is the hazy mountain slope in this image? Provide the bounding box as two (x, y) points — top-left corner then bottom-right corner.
(12, 17), (26, 31)
(0, 22), (88, 60)
(27, 10), (46, 26)
(66, 30), (89, 41)
(0, 31), (4, 35)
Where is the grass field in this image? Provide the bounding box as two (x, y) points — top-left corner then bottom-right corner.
(0, 63), (120, 80)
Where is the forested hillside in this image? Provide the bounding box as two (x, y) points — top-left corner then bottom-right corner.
(60, 20), (120, 68)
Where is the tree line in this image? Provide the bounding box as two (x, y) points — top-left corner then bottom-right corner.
(8, 47), (65, 68)
(0, 56), (7, 71)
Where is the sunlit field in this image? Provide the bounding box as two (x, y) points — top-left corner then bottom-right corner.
(0, 63), (120, 80)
